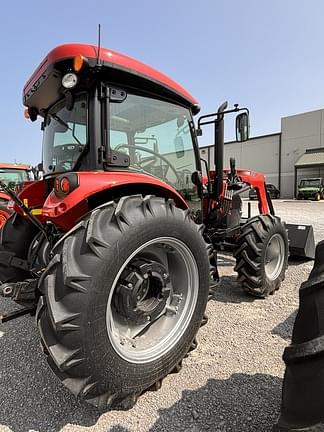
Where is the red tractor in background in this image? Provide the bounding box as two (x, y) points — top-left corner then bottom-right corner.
(0, 163), (33, 227)
(0, 43), (289, 410)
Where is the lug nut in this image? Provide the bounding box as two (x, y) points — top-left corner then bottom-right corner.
(0, 285), (13, 297)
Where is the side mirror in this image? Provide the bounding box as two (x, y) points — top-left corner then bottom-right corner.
(236, 112), (250, 142)
(174, 136), (185, 158)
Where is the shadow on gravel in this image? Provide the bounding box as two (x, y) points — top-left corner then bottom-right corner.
(150, 373), (282, 432)
(209, 276), (256, 305)
(0, 311), (100, 432)
(272, 310), (298, 341)
(109, 427), (131, 432)
(288, 256), (314, 266)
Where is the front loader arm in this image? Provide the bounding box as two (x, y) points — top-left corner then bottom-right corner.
(202, 169), (270, 219)
(235, 169), (270, 215)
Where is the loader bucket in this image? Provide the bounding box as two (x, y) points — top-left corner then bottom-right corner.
(273, 240), (324, 431)
(286, 224), (315, 260)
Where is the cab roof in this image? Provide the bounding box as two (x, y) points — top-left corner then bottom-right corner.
(0, 163), (31, 170)
(23, 43), (198, 110)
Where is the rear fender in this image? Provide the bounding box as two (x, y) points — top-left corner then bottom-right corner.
(42, 172), (189, 231)
(9, 180), (49, 223)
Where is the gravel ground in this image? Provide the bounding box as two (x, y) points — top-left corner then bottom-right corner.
(0, 199), (323, 432)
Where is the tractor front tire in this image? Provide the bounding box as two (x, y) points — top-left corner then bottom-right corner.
(0, 213), (38, 283)
(37, 195), (210, 410)
(234, 214), (288, 298)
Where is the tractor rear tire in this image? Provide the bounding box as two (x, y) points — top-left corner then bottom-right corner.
(234, 214), (288, 298)
(37, 195), (210, 411)
(0, 204), (12, 229)
(0, 213), (38, 283)
(274, 240), (324, 431)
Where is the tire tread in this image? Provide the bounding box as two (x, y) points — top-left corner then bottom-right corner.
(38, 195), (209, 410)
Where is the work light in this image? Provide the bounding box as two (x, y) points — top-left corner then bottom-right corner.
(62, 73), (78, 89)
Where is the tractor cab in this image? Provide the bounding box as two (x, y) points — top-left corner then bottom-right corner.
(41, 88), (199, 205)
(23, 44), (255, 225)
(24, 44), (204, 214)
(0, 163), (34, 228)
(0, 163), (33, 191)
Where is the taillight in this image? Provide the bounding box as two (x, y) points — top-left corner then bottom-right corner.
(60, 177), (70, 194)
(54, 173), (79, 197)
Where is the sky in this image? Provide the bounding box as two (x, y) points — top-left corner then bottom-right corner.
(1, 0), (324, 165)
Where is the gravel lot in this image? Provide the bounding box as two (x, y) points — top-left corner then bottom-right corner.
(0, 199), (323, 432)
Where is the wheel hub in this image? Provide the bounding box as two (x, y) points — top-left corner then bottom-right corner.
(114, 258), (171, 325)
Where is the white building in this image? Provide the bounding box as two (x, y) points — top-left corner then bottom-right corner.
(199, 108), (324, 198)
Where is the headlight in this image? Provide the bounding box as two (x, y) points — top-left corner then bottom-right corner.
(62, 73), (78, 89)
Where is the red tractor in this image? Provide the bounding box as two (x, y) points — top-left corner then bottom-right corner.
(0, 43), (288, 410)
(0, 163), (33, 227)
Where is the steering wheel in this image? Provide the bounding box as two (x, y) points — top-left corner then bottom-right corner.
(52, 144), (84, 171)
(114, 144), (182, 184)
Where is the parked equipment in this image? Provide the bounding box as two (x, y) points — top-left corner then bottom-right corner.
(274, 240), (324, 431)
(249, 183), (280, 200)
(297, 177), (324, 201)
(0, 163), (33, 228)
(0, 43), (289, 410)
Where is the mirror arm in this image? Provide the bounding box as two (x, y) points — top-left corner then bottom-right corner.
(197, 105), (249, 131)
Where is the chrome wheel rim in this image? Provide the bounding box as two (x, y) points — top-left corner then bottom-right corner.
(106, 237), (199, 364)
(265, 233), (285, 281)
